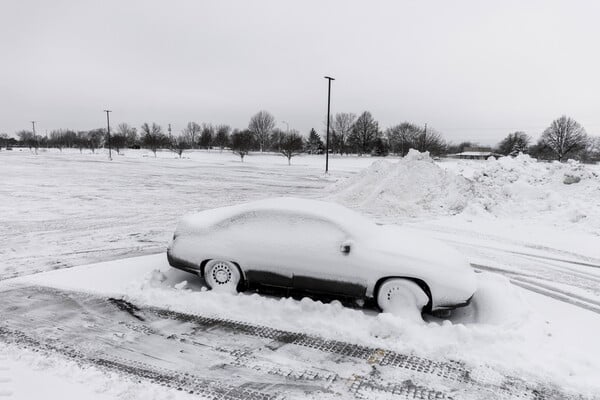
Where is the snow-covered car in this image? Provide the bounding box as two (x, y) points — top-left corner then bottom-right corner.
(167, 198), (476, 313)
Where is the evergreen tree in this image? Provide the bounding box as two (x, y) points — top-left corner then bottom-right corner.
(497, 132), (531, 156)
(305, 128), (324, 154)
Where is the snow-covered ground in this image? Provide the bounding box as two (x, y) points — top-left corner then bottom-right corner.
(1, 148), (599, 399)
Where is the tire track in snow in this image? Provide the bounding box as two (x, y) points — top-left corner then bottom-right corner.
(448, 240), (600, 294)
(472, 263), (600, 314)
(0, 285), (582, 400)
(0, 246), (164, 282)
(409, 224), (600, 267)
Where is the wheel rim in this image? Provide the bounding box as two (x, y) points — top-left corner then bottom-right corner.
(205, 260), (240, 293)
(377, 279), (428, 315)
(211, 262), (233, 285)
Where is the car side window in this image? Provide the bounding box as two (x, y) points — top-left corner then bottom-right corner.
(216, 210), (348, 251)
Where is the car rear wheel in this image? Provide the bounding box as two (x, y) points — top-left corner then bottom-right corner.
(203, 260), (241, 293)
(376, 279), (429, 317)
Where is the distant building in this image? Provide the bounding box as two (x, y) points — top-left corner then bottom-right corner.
(449, 146), (503, 160)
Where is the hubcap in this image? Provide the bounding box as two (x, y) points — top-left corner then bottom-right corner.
(211, 263), (232, 285)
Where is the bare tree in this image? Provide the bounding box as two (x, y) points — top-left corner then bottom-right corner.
(270, 128), (285, 152)
(117, 123), (138, 148)
(0, 133), (9, 149)
(386, 122), (420, 156)
(413, 125), (446, 155)
(109, 133), (128, 154)
(280, 130), (304, 165)
(213, 124), (231, 151)
(141, 123), (168, 157)
(170, 134), (190, 158)
(87, 129), (105, 154)
(199, 123), (214, 149)
(17, 130), (39, 153)
(49, 129), (66, 151)
(182, 122), (201, 148)
(348, 111), (379, 155)
(332, 113), (356, 155)
(248, 110), (275, 152)
(76, 131), (88, 153)
(580, 136), (600, 162)
(230, 130), (254, 162)
(497, 132), (530, 156)
(539, 116), (588, 161)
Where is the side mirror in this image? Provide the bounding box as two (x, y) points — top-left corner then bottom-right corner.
(340, 240), (352, 255)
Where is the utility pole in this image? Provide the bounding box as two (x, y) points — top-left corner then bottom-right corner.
(104, 110), (112, 160)
(324, 76), (335, 173)
(30, 121), (38, 154)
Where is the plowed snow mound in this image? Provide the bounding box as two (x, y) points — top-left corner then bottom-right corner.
(331, 151), (600, 232)
(464, 154), (600, 231)
(330, 150), (473, 218)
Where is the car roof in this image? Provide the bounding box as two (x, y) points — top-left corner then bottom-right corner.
(177, 197), (377, 237)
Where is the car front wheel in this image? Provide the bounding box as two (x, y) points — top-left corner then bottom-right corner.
(203, 260), (241, 293)
(376, 279), (429, 318)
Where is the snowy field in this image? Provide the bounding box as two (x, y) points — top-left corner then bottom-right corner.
(1, 148), (600, 399)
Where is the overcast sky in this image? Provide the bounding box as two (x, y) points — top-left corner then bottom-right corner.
(1, 0), (599, 144)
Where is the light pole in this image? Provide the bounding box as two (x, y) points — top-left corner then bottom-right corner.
(324, 76), (334, 173)
(103, 110), (112, 160)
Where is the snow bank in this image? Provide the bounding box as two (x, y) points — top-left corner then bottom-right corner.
(10, 254), (600, 394)
(330, 149), (473, 218)
(332, 150), (600, 233)
(123, 268), (599, 395)
(464, 154), (600, 232)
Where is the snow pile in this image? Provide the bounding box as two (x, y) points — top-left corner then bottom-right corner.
(332, 150), (600, 233)
(120, 267), (600, 395)
(330, 149), (473, 218)
(464, 154), (600, 231)
(10, 253), (600, 395)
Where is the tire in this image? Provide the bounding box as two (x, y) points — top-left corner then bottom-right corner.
(203, 260), (241, 293)
(376, 279), (429, 316)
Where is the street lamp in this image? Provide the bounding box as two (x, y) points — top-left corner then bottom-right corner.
(103, 109), (112, 160)
(324, 76), (335, 173)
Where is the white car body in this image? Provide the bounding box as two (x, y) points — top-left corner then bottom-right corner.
(167, 197), (476, 311)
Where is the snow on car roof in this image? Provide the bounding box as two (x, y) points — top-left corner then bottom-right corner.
(177, 197), (377, 236)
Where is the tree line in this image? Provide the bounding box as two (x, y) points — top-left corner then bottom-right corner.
(446, 116), (599, 162)
(2, 112), (598, 163)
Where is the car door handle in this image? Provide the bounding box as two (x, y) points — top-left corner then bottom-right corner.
(340, 240), (352, 255)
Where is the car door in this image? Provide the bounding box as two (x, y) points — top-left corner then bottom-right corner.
(215, 210), (296, 288)
(287, 215), (367, 298)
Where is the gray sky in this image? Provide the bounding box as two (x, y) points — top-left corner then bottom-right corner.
(1, 0), (599, 144)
